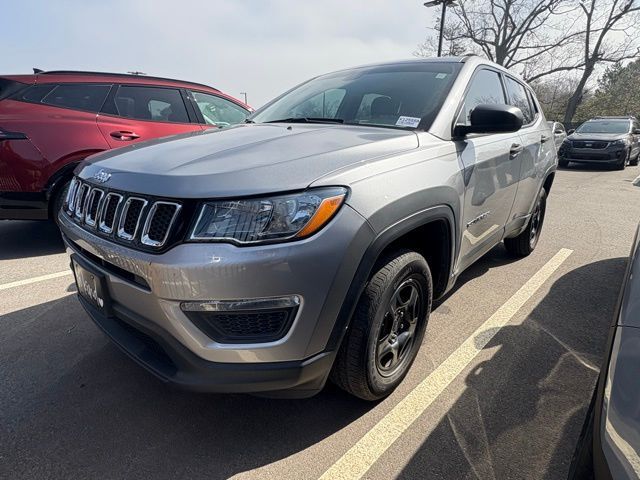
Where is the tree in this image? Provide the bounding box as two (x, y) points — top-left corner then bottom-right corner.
(415, 0), (584, 79)
(415, 0), (640, 122)
(562, 0), (640, 124)
(576, 59), (640, 121)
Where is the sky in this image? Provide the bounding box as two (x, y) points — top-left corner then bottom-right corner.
(2, 1), (438, 107)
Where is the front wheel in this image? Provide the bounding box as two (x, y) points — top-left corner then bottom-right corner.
(331, 250), (432, 400)
(504, 187), (547, 257)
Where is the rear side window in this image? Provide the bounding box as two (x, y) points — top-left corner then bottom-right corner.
(456, 69), (506, 126)
(41, 84), (110, 112)
(112, 86), (189, 123)
(18, 84), (56, 102)
(504, 77), (534, 124)
(191, 91), (249, 126)
(0, 78), (27, 100)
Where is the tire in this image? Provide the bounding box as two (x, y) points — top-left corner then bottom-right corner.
(630, 152), (639, 166)
(558, 158), (569, 168)
(614, 150), (629, 170)
(50, 179), (71, 225)
(331, 249), (432, 400)
(504, 187), (547, 257)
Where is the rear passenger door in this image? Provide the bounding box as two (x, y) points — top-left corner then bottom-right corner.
(503, 77), (553, 232)
(455, 68), (522, 271)
(97, 85), (200, 148)
(1, 83), (112, 188)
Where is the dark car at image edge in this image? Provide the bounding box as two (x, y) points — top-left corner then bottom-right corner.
(0, 70), (251, 221)
(558, 116), (640, 170)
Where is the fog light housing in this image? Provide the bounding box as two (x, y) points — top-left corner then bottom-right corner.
(181, 296), (300, 344)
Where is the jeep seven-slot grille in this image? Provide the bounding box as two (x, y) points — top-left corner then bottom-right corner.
(64, 177), (181, 249)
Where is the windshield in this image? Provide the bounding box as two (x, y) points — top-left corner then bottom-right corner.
(576, 120), (630, 134)
(250, 62), (462, 130)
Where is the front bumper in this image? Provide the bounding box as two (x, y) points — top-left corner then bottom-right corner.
(76, 293), (336, 396)
(59, 204), (374, 394)
(559, 145), (628, 164)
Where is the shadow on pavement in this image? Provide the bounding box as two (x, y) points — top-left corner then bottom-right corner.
(397, 257), (627, 480)
(0, 220), (64, 260)
(0, 295), (373, 479)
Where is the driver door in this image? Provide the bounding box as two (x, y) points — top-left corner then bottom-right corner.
(454, 68), (523, 273)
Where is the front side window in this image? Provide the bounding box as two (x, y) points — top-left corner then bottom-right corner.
(112, 86), (189, 123)
(456, 69), (506, 127)
(250, 63), (462, 130)
(576, 120), (631, 134)
(191, 91), (249, 126)
(41, 84), (110, 112)
(505, 77), (534, 124)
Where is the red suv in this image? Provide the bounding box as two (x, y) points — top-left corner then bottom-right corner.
(0, 71), (251, 220)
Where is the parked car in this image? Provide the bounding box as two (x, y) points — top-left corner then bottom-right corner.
(558, 116), (640, 170)
(0, 71), (251, 221)
(58, 56), (557, 400)
(547, 120), (567, 150)
(569, 224), (640, 479)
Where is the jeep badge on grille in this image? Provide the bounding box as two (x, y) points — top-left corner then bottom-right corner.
(92, 169), (111, 184)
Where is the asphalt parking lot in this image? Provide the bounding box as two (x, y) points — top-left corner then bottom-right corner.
(1, 165), (639, 480)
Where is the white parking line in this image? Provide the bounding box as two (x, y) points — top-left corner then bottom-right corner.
(319, 248), (573, 480)
(0, 270), (72, 291)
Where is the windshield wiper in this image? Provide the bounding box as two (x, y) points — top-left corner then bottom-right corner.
(263, 117), (344, 124)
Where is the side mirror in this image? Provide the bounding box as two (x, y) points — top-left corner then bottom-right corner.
(454, 104), (524, 137)
(568, 129), (575, 135)
(633, 128), (640, 134)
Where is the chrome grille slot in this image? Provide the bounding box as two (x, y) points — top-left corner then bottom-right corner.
(84, 188), (104, 227)
(141, 202), (181, 247)
(117, 197), (148, 241)
(65, 177), (181, 250)
(74, 183), (90, 219)
(65, 177), (79, 213)
(98, 193), (122, 234)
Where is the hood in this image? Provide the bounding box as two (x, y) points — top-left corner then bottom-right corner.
(568, 132), (629, 142)
(78, 123), (418, 198)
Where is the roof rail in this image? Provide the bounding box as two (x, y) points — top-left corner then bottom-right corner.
(593, 115), (637, 120)
(37, 70), (219, 92)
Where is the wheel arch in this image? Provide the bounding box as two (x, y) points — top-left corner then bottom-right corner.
(325, 204), (457, 353)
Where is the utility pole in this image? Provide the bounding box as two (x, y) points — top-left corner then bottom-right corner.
(240, 92), (248, 105)
(423, 0), (458, 57)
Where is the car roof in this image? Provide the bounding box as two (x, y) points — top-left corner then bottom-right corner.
(320, 55), (529, 85)
(1, 71), (251, 109)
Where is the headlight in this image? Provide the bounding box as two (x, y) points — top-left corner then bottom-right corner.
(189, 187), (348, 244)
(611, 139), (628, 147)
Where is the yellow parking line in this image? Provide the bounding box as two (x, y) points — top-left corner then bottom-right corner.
(319, 248), (573, 480)
(0, 270), (72, 291)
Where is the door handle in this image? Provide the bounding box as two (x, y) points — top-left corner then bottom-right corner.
(541, 134), (550, 143)
(509, 143), (524, 158)
(110, 131), (140, 141)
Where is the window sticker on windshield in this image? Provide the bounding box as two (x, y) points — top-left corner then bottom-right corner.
(396, 116), (421, 128)
(435, 73), (448, 79)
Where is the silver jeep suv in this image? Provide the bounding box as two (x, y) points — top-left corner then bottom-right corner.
(59, 56), (556, 400)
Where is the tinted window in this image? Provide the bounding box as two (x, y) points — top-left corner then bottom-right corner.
(251, 63), (462, 130)
(42, 84), (110, 112)
(0, 79), (27, 100)
(505, 77), (534, 124)
(191, 91), (249, 126)
(113, 86), (189, 123)
(576, 120), (631, 134)
(19, 84), (56, 102)
(456, 69), (506, 126)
